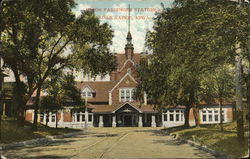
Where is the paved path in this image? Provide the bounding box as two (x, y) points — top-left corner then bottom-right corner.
(2, 127), (214, 158)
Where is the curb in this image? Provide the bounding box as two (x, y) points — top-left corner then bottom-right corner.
(0, 131), (85, 151)
(170, 133), (230, 159)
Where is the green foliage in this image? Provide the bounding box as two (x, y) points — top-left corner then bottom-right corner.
(199, 65), (235, 104)
(0, 119), (80, 144)
(137, 0), (248, 110)
(0, 0), (116, 122)
(172, 121), (249, 158)
(40, 72), (84, 111)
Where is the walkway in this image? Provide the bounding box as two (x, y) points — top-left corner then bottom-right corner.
(2, 127), (214, 158)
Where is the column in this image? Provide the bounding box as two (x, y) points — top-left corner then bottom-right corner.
(31, 110), (34, 123)
(151, 114), (156, 127)
(84, 111), (89, 128)
(60, 111), (64, 127)
(112, 114), (116, 127)
(43, 113), (46, 124)
(132, 114), (134, 126)
(49, 112), (52, 123)
(99, 115), (104, 127)
(2, 103), (6, 116)
(162, 113), (164, 127)
(138, 114), (143, 127)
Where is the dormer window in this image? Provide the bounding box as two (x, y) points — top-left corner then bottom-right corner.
(81, 86), (93, 98)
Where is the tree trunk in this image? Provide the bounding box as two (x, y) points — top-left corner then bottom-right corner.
(235, 55), (245, 145)
(32, 86), (41, 130)
(184, 106), (190, 127)
(219, 98), (223, 131)
(46, 110), (48, 126)
(189, 89), (200, 127)
(192, 104), (200, 127)
(12, 69), (26, 124)
(0, 107), (1, 141)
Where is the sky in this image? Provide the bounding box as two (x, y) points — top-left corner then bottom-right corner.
(73, 0), (174, 53)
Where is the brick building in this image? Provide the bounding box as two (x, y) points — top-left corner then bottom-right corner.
(25, 31), (233, 128)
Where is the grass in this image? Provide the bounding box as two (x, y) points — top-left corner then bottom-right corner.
(0, 119), (81, 144)
(170, 121), (249, 158)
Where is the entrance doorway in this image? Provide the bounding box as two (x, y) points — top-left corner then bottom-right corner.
(124, 115), (132, 126)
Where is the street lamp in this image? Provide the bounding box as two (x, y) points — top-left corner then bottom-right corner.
(84, 92), (88, 129)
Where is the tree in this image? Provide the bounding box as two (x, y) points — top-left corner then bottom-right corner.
(200, 65), (234, 131)
(0, 0), (116, 129)
(40, 73), (83, 128)
(138, 0), (247, 128)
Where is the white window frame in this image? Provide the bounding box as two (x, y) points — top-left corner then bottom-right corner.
(119, 88), (136, 102)
(72, 110), (93, 123)
(200, 108), (227, 124)
(81, 87), (93, 98)
(51, 113), (56, 123)
(163, 109), (185, 123)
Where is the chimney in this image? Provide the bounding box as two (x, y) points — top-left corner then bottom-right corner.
(144, 92), (147, 105)
(109, 91), (112, 105)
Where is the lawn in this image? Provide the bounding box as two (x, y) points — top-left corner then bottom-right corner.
(0, 119), (81, 144)
(170, 121), (249, 158)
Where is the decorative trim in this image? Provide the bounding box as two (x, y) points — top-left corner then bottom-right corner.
(110, 73), (137, 92)
(112, 102), (142, 113)
(81, 85), (95, 92)
(119, 59), (135, 71)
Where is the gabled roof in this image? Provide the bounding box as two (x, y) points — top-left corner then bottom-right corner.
(115, 53), (141, 70)
(91, 102), (158, 113)
(112, 102), (142, 113)
(81, 85), (95, 92)
(119, 59), (135, 71)
(110, 73), (138, 92)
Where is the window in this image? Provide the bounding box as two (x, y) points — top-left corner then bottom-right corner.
(51, 114), (56, 122)
(164, 114), (167, 121)
(176, 114), (179, 121)
(163, 109), (184, 123)
(201, 109), (227, 123)
(81, 87), (93, 98)
(40, 114), (44, 123)
(82, 114), (85, 121)
(170, 114), (174, 121)
(215, 115), (218, 121)
(88, 114), (92, 122)
(203, 114), (207, 121)
(72, 111), (93, 123)
(119, 88), (136, 102)
(209, 115), (213, 121)
(87, 92), (92, 97)
(132, 89), (136, 100)
(82, 92), (86, 97)
(77, 114), (80, 122)
(121, 90), (125, 101)
(126, 89), (130, 101)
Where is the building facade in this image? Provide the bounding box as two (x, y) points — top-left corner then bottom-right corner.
(25, 31), (233, 128)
